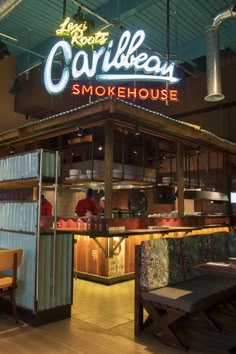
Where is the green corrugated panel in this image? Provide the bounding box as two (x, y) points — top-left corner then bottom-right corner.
(37, 233), (73, 311)
(0, 231), (36, 311)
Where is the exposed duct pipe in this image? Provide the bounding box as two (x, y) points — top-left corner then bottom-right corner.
(0, 0), (23, 21)
(205, 2), (236, 102)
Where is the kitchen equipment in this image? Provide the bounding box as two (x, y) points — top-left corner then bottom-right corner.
(128, 190), (147, 215)
(79, 173), (87, 179)
(120, 209), (135, 218)
(69, 169), (80, 176)
(153, 186), (176, 204)
(112, 208), (121, 218)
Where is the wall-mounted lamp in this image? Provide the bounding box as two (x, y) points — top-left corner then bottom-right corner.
(76, 126), (84, 137)
(9, 145), (15, 154)
(98, 145), (103, 151)
(135, 126), (140, 136)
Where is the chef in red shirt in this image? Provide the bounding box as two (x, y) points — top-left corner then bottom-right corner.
(75, 188), (98, 217)
(41, 195), (53, 216)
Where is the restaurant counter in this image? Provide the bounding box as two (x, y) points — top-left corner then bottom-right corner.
(40, 222), (230, 285)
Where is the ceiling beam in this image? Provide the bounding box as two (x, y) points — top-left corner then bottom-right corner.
(16, 0), (161, 75)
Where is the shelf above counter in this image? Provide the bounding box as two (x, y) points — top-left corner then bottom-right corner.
(0, 178), (39, 189)
(62, 177), (155, 188)
(0, 177), (59, 190)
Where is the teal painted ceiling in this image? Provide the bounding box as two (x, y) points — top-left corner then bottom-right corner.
(0, 0), (235, 75)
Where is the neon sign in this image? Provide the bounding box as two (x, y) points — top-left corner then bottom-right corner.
(44, 22), (180, 95)
(56, 17), (109, 47)
(72, 84), (179, 101)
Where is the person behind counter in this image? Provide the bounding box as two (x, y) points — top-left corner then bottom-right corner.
(41, 195), (53, 216)
(75, 188), (98, 217)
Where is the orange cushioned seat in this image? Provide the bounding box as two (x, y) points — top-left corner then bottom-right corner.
(0, 248), (23, 324)
(0, 276), (13, 289)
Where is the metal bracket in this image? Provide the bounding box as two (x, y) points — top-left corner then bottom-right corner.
(92, 236), (127, 258)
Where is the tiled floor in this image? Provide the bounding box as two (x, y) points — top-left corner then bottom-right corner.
(72, 279), (135, 339)
(1, 279), (236, 353)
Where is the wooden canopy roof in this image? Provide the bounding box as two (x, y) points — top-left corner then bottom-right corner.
(0, 98), (236, 154)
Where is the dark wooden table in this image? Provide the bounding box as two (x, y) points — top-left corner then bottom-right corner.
(194, 258), (236, 353)
(193, 261), (236, 277)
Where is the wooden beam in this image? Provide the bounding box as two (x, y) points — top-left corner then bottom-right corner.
(68, 135), (93, 145)
(104, 121), (113, 218)
(112, 100), (236, 154)
(177, 142), (184, 217)
(0, 98), (236, 156)
(0, 101), (111, 147)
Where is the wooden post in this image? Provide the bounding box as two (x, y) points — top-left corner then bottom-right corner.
(104, 121), (113, 218)
(222, 154), (229, 193)
(177, 142), (184, 217)
(223, 154), (231, 216)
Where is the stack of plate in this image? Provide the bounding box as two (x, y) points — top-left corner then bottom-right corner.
(69, 169), (80, 179)
(162, 176), (173, 185)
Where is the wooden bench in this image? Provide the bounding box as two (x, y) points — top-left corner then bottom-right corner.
(135, 231), (236, 351)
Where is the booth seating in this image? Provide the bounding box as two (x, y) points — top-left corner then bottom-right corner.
(135, 232), (236, 351)
(0, 249), (23, 323)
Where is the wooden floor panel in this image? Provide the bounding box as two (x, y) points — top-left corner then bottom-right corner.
(0, 279), (236, 353)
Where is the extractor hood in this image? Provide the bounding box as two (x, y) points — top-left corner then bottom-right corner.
(184, 190), (229, 201)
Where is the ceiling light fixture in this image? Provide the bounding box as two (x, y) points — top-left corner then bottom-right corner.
(0, 32), (17, 42)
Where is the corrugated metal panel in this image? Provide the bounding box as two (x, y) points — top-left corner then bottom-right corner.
(0, 231), (36, 311)
(0, 202), (37, 233)
(0, 151), (39, 181)
(37, 233), (73, 311)
(42, 151), (61, 178)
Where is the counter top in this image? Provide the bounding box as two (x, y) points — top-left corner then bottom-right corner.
(40, 224), (229, 237)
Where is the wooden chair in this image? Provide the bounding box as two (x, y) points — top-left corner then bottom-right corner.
(0, 249), (23, 323)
